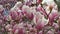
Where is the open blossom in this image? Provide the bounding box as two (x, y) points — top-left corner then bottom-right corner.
(13, 23), (25, 34)
(9, 10), (23, 21)
(48, 10), (59, 25)
(36, 4), (47, 17)
(35, 20), (45, 30)
(10, 11), (19, 20)
(22, 5), (34, 20)
(42, 0), (57, 15)
(35, 16), (49, 30)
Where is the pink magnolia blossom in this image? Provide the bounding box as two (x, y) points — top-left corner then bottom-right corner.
(48, 10), (59, 25)
(10, 11), (21, 20)
(37, 5), (47, 17)
(22, 5), (34, 20)
(13, 23), (25, 34)
(35, 21), (45, 30)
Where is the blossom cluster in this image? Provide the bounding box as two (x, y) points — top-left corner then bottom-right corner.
(0, 0), (60, 34)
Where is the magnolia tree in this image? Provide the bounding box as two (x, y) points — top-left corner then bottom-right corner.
(0, 0), (60, 34)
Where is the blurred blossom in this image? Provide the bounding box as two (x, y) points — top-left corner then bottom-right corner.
(32, 0), (36, 4)
(5, 24), (12, 31)
(58, 31), (60, 34)
(37, 0), (42, 4)
(10, 11), (21, 20)
(35, 21), (45, 30)
(46, 30), (54, 34)
(23, 0), (32, 6)
(38, 31), (43, 34)
(22, 5), (34, 20)
(42, 0), (58, 16)
(48, 10), (59, 25)
(13, 23), (25, 34)
(42, 0), (55, 6)
(37, 4), (47, 17)
(10, 1), (22, 11)
(58, 17), (60, 26)
(52, 23), (59, 29)
(0, 5), (4, 13)
(0, 19), (3, 25)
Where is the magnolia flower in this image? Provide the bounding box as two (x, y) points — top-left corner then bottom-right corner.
(37, 4), (47, 17)
(10, 11), (18, 20)
(35, 17), (49, 30)
(48, 9), (59, 25)
(14, 1), (22, 8)
(34, 11), (49, 30)
(22, 5), (30, 12)
(35, 21), (45, 30)
(10, 8), (24, 21)
(42, 0), (57, 15)
(13, 23), (25, 34)
(22, 5), (34, 20)
(34, 12), (43, 23)
(13, 28), (24, 34)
